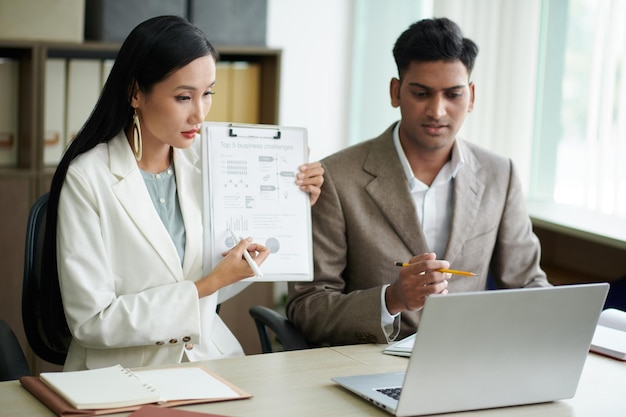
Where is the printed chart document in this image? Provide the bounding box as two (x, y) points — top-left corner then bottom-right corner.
(201, 122), (313, 282)
(590, 308), (626, 361)
(20, 364), (251, 416)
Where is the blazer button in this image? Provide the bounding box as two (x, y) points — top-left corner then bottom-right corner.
(169, 339), (178, 344)
(156, 341), (165, 346)
(182, 336), (191, 342)
(185, 343), (194, 350)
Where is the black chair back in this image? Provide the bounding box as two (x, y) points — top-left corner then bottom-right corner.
(0, 320), (30, 380)
(249, 305), (311, 353)
(22, 192), (69, 365)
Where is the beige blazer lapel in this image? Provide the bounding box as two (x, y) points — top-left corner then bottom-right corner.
(108, 132), (185, 281)
(362, 130), (429, 255)
(444, 140), (485, 263)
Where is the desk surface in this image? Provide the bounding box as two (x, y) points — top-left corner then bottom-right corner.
(1, 344), (625, 417)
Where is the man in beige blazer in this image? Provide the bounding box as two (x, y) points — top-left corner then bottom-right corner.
(287, 17), (551, 346)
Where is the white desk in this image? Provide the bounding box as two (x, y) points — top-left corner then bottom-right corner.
(1, 345), (625, 416)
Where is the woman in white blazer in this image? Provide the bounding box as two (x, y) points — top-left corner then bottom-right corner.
(40, 16), (324, 371)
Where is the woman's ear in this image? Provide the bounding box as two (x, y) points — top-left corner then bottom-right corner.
(129, 81), (141, 108)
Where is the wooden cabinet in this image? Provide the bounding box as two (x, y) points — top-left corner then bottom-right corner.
(0, 41), (281, 372)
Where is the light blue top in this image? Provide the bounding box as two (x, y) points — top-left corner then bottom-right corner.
(140, 165), (186, 265)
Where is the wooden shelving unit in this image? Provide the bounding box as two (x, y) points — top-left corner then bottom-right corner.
(0, 40), (281, 372)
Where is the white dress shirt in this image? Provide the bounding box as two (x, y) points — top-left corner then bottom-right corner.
(380, 122), (465, 339)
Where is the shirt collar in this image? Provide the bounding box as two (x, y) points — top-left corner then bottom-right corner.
(392, 122), (465, 189)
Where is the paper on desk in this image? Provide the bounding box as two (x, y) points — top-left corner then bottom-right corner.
(134, 367), (239, 402)
(383, 333), (416, 357)
(590, 308), (626, 361)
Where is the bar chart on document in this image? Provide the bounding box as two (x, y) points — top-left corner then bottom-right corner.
(201, 122), (313, 281)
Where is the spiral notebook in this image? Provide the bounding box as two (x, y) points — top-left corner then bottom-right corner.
(21, 364), (251, 416)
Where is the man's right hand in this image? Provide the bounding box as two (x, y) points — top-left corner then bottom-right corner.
(385, 252), (451, 314)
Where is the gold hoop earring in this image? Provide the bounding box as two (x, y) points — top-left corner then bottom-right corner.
(132, 110), (143, 161)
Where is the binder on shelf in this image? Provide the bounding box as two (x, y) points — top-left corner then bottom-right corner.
(231, 62), (260, 124)
(0, 58), (19, 167)
(201, 122), (313, 282)
(43, 58), (67, 166)
(206, 62), (260, 124)
(207, 62), (233, 123)
(101, 59), (115, 87)
(66, 59), (102, 147)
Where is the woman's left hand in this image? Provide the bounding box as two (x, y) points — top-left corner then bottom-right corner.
(296, 162), (324, 206)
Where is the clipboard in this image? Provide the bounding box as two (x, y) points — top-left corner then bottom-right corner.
(201, 122), (313, 282)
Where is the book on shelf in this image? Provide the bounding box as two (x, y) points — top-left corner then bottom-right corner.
(205, 61), (260, 124)
(65, 58), (102, 147)
(44, 58), (67, 166)
(230, 62), (260, 124)
(590, 308), (626, 361)
(101, 59), (115, 88)
(20, 364), (251, 417)
(207, 62), (232, 123)
(0, 57), (19, 167)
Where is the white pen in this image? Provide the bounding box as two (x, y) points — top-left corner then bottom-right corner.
(228, 229), (263, 277)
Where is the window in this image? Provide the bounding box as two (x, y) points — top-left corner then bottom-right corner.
(531, 0), (626, 219)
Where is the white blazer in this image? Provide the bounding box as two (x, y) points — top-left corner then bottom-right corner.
(57, 131), (244, 371)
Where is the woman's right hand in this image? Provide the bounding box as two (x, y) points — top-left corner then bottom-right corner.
(194, 237), (270, 298)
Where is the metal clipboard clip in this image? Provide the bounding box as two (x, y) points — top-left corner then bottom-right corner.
(228, 123), (281, 139)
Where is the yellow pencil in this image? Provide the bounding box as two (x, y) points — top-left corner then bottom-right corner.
(394, 262), (477, 276)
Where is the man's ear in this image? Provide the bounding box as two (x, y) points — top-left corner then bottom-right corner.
(390, 77), (401, 108)
(468, 81), (475, 113)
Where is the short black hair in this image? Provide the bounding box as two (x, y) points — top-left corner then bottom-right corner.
(393, 17), (479, 78)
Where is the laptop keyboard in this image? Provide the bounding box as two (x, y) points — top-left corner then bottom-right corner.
(377, 387), (402, 400)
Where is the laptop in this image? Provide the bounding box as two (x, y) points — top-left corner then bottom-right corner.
(332, 283), (609, 416)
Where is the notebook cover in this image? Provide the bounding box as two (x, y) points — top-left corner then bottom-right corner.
(129, 404), (231, 416)
(20, 372), (250, 417)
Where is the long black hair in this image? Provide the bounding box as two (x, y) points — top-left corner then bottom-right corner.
(41, 15), (219, 351)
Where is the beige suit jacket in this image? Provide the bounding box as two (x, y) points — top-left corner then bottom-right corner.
(287, 123), (550, 346)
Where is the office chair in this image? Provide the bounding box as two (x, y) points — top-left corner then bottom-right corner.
(0, 320), (31, 381)
(249, 305), (312, 353)
(22, 192), (70, 365)
(605, 275), (626, 311)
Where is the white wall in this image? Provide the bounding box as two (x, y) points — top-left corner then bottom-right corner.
(267, 0), (542, 192)
(266, 0), (353, 301)
(266, 1), (431, 160)
(348, 1), (432, 145)
(434, 0), (542, 193)
(266, 0), (353, 162)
